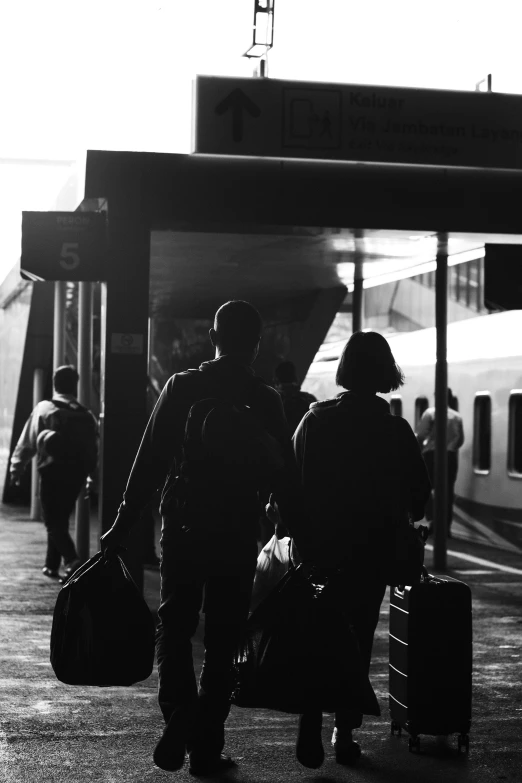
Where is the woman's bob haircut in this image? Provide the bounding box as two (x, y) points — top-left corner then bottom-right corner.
(335, 330), (405, 393)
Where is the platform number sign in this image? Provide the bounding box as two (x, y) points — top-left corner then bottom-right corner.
(21, 211), (108, 281)
(60, 242), (81, 271)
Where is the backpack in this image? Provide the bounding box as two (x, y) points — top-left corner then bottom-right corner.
(38, 399), (97, 473)
(161, 379), (285, 520)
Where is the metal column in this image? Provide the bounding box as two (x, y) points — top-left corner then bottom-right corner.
(353, 259), (364, 333)
(75, 282), (93, 562)
(53, 281), (66, 369)
(434, 233), (448, 571)
(99, 201), (150, 594)
(353, 231), (365, 333)
(30, 368), (45, 520)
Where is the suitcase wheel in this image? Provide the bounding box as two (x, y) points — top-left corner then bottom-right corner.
(457, 734), (470, 754)
(390, 720), (402, 736)
(408, 736), (420, 753)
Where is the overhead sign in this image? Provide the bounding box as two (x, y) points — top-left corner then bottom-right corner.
(21, 211), (108, 282)
(194, 75), (522, 170)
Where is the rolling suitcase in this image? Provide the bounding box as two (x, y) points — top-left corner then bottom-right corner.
(389, 572), (472, 753)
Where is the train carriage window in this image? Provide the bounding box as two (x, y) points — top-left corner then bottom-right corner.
(390, 396), (403, 417)
(508, 391), (522, 477)
(415, 396), (429, 428)
(473, 393), (491, 473)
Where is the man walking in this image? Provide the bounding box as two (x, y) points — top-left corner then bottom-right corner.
(415, 388), (464, 537)
(9, 365), (98, 580)
(100, 300), (302, 776)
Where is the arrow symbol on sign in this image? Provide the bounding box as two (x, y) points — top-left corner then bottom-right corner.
(215, 89), (261, 142)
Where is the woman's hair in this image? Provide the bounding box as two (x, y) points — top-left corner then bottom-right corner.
(335, 331), (404, 393)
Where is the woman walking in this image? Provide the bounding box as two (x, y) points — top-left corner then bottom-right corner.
(292, 331), (431, 768)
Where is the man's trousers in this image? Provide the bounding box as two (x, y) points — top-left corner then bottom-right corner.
(156, 519), (258, 759)
(39, 464), (86, 571)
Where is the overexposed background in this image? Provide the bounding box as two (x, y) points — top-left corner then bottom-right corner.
(0, 0), (520, 280)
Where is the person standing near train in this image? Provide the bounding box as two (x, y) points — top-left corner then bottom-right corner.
(415, 388), (464, 537)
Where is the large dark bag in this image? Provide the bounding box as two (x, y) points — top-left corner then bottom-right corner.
(389, 571), (472, 752)
(231, 563), (380, 715)
(50, 553), (156, 686)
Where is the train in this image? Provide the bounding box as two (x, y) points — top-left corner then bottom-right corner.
(302, 310), (522, 554)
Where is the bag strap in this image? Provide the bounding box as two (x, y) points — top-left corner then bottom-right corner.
(51, 398), (89, 414)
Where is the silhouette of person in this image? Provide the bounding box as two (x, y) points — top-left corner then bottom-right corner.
(415, 388), (464, 537)
(291, 331), (430, 769)
(273, 360), (317, 436)
(100, 300), (303, 776)
(9, 365), (98, 581)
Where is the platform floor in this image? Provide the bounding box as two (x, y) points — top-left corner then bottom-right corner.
(0, 504), (521, 783)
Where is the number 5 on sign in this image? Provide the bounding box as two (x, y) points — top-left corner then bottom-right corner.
(60, 242), (80, 270)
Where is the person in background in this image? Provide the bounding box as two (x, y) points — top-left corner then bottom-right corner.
(9, 365), (98, 582)
(291, 331), (431, 769)
(100, 300), (303, 777)
(415, 388), (464, 537)
(273, 360), (317, 436)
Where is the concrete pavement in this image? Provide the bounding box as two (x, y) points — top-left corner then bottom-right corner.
(0, 503), (521, 782)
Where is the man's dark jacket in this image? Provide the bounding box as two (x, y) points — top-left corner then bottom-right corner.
(113, 356), (302, 554)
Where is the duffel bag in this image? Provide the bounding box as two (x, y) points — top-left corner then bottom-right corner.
(50, 552), (156, 686)
(232, 563), (380, 715)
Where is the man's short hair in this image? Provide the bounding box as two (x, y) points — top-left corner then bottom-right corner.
(335, 331), (404, 393)
(274, 360), (298, 385)
(214, 300), (262, 352)
(53, 365), (79, 395)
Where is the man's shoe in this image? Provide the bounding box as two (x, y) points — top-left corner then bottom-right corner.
(296, 711), (324, 769)
(59, 559), (83, 584)
(42, 567), (60, 579)
(332, 727), (361, 765)
(189, 753), (236, 776)
(153, 711), (188, 772)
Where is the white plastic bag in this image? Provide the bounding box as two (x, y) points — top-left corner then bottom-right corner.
(250, 534), (291, 612)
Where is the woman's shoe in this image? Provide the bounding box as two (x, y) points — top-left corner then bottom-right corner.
(296, 711), (324, 769)
(332, 727), (361, 765)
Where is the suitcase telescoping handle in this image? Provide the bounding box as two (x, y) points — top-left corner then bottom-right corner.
(393, 566), (432, 597)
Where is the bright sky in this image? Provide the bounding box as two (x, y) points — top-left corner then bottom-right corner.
(1, 0), (522, 281)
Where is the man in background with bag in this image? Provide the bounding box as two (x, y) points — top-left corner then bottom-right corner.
(9, 365), (98, 582)
(100, 300), (303, 777)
